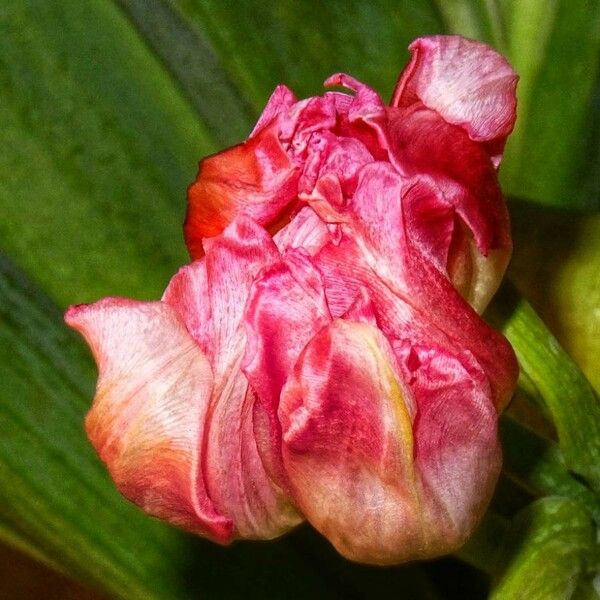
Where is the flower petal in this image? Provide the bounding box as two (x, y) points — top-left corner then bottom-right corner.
(162, 259), (213, 358)
(64, 298), (232, 542)
(273, 206), (333, 255)
(250, 84), (298, 137)
(386, 104), (512, 304)
(391, 35), (518, 164)
(313, 163), (518, 409)
(279, 319), (423, 564)
(243, 248), (331, 486)
(202, 217), (302, 538)
(279, 321), (502, 564)
(185, 124), (299, 257)
(397, 343), (501, 543)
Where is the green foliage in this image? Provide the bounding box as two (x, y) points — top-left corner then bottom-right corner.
(490, 497), (599, 599)
(490, 285), (600, 494)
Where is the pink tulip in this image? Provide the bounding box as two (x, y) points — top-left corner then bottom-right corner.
(66, 35), (519, 565)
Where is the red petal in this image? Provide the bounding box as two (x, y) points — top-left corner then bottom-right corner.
(184, 124), (299, 258)
(65, 299), (233, 542)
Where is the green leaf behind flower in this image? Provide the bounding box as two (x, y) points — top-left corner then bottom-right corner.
(490, 497), (599, 600)
(489, 284), (600, 495)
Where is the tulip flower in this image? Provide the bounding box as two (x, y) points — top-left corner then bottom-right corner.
(66, 35), (519, 565)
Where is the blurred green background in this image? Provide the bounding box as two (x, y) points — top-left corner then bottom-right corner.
(0, 1), (599, 598)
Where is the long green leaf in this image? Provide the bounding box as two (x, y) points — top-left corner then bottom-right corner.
(2, 0), (598, 312)
(490, 497), (599, 599)
(0, 0), (213, 307)
(489, 284), (600, 494)
(500, 0), (600, 209)
(115, 0), (256, 145)
(175, 0), (442, 108)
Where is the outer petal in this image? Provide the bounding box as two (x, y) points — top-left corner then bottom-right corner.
(185, 123), (299, 257)
(279, 320), (423, 564)
(64, 298), (232, 542)
(280, 320), (501, 565)
(386, 106), (512, 311)
(391, 35), (518, 164)
(402, 345), (501, 543)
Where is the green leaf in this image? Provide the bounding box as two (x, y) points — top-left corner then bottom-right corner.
(115, 0), (256, 145)
(488, 284), (600, 494)
(490, 497), (599, 599)
(500, 417), (600, 522)
(509, 202), (600, 390)
(174, 0), (442, 108)
(2, 0), (598, 313)
(499, 0), (600, 209)
(0, 0), (213, 307)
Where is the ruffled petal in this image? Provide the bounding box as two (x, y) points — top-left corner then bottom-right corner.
(243, 249), (331, 485)
(280, 319), (424, 564)
(313, 163), (518, 409)
(250, 84), (298, 137)
(202, 217), (301, 538)
(273, 206), (333, 256)
(65, 298), (232, 542)
(389, 105), (512, 288)
(324, 74), (390, 162)
(185, 124), (300, 257)
(391, 35), (518, 164)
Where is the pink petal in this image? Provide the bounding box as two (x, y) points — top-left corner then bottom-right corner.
(201, 217), (302, 538)
(185, 123), (299, 257)
(64, 298), (232, 542)
(273, 206), (333, 256)
(280, 319), (424, 564)
(243, 249), (331, 486)
(396, 343), (501, 541)
(162, 259), (213, 358)
(387, 105), (511, 272)
(250, 84), (298, 138)
(279, 323), (502, 564)
(391, 35), (518, 164)
(313, 164), (518, 409)
(324, 74), (390, 162)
